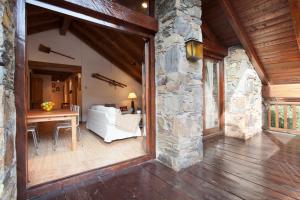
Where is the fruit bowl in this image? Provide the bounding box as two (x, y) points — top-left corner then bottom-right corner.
(41, 101), (55, 111)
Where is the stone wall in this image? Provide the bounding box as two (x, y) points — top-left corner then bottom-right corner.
(224, 46), (262, 140)
(0, 0), (17, 199)
(155, 0), (203, 171)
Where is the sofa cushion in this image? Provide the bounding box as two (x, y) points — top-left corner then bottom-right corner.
(90, 105), (106, 111)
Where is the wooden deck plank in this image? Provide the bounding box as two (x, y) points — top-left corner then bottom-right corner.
(33, 132), (300, 200)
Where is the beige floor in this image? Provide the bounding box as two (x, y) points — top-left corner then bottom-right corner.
(28, 123), (146, 186)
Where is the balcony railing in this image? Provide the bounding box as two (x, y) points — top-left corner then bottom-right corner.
(265, 101), (300, 134)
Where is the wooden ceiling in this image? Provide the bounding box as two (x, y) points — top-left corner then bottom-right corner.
(27, 4), (145, 83)
(202, 0), (240, 47)
(113, 0), (149, 15)
(202, 0), (300, 85)
(28, 1), (300, 85)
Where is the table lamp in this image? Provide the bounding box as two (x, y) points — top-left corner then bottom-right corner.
(128, 92), (137, 113)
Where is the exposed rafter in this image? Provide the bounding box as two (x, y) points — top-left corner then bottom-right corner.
(87, 24), (141, 68)
(70, 23), (142, 83)
(27, 21), (60, 35)
(104, 29), (144, 64)
(218, 0), (269, 85)
(27, 14), (60, 28)
(60, 16), (72, 35)
(288, 0), (300, 52)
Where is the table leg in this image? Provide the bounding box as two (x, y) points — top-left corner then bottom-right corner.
(71, 116), (77, 150)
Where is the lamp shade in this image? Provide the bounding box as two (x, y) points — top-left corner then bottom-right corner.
(185, 39), (203, 61)
(128, 92), (137, 99)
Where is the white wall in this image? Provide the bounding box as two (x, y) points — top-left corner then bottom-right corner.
(28, 30), (142, 121)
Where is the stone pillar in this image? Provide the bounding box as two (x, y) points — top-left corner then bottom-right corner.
(224, 46), (262, 140)
(0, 0), (17, 199)
(155, 0), (203, 171)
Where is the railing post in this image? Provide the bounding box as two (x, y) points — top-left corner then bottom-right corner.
(275, 104), (279, 128)
(268, 104), (271, 128)
(284, 105), (287, 129)
(292, 105), (297, 130)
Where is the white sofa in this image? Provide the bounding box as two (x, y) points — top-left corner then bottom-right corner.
(86, 105), (142, 142)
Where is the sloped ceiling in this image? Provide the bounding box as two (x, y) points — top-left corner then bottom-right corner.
(27, 4), (144, 83)
(202, 0), (300, 85)
(29, 1), (300, 85)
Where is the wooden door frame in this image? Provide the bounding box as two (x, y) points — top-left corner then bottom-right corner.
(28, 60), (83, 110)
(15, 0), (156, 199)
(202, 55), (225, 137)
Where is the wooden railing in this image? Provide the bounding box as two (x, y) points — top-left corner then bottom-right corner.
(265, 101), (300, 134)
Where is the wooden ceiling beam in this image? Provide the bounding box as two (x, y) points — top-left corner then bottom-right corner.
(288, 0), (300, 52)
(218, 0), (269, 85)
(26, 4), (49, 16)
(203, 39), (228, 57)
(202, 21), (228, 57)
(60, 16), (72, 35)
(70, 24), (142, 83)
(27, 21), (60, 35)
(34, 0), (158, 33)
(27, 14), (60, 28)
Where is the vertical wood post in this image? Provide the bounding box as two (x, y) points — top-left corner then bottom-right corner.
(268, 105), (271, 128)
(292, 105), (297, 129)
(275, 105), (279, 128)
(284, 105), (288, 129)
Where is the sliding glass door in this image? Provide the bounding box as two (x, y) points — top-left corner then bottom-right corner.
(203, 57), (224, 135)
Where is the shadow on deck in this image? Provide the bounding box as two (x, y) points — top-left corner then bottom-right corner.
(33, 131), (300, 200)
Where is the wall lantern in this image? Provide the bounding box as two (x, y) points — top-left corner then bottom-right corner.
(185, 39), (203, 61)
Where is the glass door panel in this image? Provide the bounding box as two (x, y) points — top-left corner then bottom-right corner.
(204, 58), (220, 131)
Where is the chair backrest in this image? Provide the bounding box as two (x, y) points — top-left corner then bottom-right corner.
(70, 104), (74, 111)
(73, 105), (80, 126)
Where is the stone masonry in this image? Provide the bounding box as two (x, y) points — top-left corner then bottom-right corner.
(224, 46), (262, 140)
(0, 0), (17, 199)
(155, 0), (203, 171)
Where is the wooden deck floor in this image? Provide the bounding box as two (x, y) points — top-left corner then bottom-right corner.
(33, 132), (300, 200)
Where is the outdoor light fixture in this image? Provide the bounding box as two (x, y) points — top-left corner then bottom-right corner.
(142, 2), (148, 9)
(185, 39), (203, 61)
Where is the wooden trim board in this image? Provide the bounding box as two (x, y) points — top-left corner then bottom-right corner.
(202, 56), (225, 137)
(263, 84), (300, 98)
(28, 60), (82, 73)
(26, 0), (157, 37)
(15, 0), (157, 199)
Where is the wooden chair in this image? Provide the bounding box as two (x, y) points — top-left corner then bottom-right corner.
(53, 105), (81, 150)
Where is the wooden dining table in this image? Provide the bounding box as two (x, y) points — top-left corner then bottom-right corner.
(27, 109), (78, 150)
